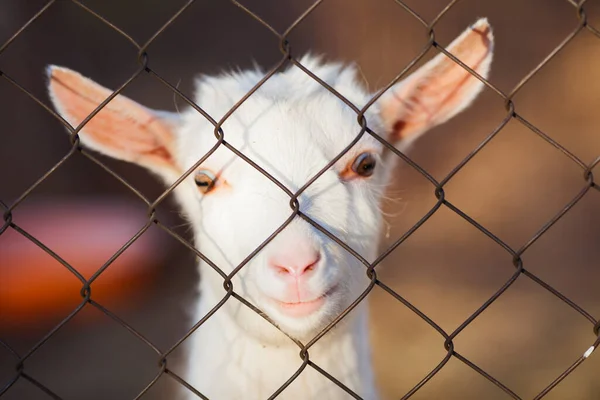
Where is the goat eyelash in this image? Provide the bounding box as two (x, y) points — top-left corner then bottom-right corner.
(194, 169), (218, 194)
(340, 151), (380, 181)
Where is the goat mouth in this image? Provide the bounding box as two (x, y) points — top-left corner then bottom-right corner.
(271, 286), (338, 318)
(276, 296), (326, 317)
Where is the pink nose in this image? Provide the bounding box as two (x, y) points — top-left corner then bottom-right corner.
(269, 248), (321, 279)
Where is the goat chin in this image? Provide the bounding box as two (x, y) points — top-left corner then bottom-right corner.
(182, 275), (378, 400)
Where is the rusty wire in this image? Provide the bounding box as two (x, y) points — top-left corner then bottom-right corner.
(1, 0), (600, 399)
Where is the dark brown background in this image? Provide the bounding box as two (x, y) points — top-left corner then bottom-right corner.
(1, 1), (600, 399)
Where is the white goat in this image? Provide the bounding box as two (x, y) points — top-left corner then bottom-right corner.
(46, 19), (493, 400)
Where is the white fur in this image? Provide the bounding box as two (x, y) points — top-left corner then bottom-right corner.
(175, 58), (384, 399)
(46, 19), (493, 399)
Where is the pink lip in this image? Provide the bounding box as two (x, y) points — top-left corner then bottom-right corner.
(276, 296), (326, 317)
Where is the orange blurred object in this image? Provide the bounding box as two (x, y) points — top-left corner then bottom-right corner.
(0, 199), (166, 323)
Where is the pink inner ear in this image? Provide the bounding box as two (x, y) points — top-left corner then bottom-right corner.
(382, 20), (493, 143)
(395, 59), (483, 140)
(49, 68), (176, 171)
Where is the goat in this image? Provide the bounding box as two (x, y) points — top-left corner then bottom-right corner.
(46, 18), (493, 400)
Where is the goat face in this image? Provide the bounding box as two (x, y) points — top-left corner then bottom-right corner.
(174, 75), (386, 340)
(47, 19), (493, 341)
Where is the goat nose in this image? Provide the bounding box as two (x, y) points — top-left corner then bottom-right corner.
(269, 250), (321, 278)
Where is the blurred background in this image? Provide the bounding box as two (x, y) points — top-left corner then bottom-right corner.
(1, 0), (600, 399)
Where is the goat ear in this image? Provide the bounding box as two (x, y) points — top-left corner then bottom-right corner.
(377, 18), (493, 145)
(47, 66), (181, 182)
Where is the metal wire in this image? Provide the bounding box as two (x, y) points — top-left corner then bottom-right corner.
(1, 0), (599, 399)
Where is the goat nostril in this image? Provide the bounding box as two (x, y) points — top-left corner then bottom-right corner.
(303, 253), (320, 274)
(275, 265), (291, 275)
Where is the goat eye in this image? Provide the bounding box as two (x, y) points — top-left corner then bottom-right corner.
(351, 153), (376, 177)
(194, 170), (216, 194)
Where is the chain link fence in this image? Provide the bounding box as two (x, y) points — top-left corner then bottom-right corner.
(1, 0), (600, 399)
